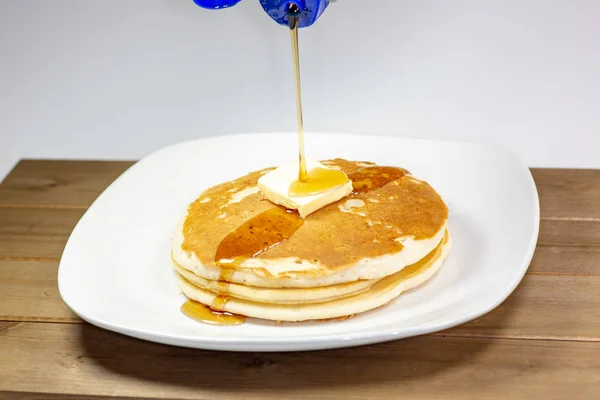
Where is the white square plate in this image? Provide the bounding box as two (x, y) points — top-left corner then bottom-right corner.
(58, 133), (539, 352)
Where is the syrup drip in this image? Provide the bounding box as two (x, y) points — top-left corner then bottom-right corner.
(192, 207), (303, 328)
(215, 207), (304, 267)
(195, 206), (305, 327)
(211, 294), (229, 311)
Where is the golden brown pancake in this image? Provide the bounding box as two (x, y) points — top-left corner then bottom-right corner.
(171, 159), (451, 322)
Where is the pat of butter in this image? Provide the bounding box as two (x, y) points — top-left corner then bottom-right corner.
(258, 159), (353, 218)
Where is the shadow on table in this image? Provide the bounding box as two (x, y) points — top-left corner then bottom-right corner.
(77, 311), (512, 394)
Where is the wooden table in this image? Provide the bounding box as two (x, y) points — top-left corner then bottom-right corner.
(0, 160), (598, 399)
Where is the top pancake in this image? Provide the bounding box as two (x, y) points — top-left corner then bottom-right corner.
(172, 159), (449, 287)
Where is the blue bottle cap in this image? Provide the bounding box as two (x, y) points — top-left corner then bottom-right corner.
(193, 0), (242, 9)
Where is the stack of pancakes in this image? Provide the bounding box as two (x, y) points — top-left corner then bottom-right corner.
(171, 159), (450, 322)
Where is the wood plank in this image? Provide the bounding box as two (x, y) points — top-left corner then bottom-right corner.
(0, 207), (84, 259)
(0, 160), (133, 208)
(446, 273), (600, 341)
(0, 392), (157, 400)
(446, 242), (600, 340)
(528, 245), (600, 276)
(1, 322), (599, 400)
(0, 260), (80, 322)
(532, 168), (600, 220)
(538, 219), (600, 246)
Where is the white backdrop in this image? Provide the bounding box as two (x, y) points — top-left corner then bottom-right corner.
(1, 0), (599, 179)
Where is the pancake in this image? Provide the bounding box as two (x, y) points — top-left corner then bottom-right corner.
(172, 260), (375, 304)
(172, 159), (449, 288)
(177, 231), (451, 321)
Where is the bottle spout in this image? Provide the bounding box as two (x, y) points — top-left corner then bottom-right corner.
(262, 1), (329, 28)
(286, 2), (301, 29)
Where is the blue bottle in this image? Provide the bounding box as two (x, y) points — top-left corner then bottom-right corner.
(193, 0), (330, 28)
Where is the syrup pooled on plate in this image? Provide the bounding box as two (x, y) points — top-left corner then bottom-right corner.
(181, 299), (245, 326)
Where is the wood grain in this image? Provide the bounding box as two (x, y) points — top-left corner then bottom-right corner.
(0, 260), (80, 322)
(0, 392), (157, 400)
(0, 321), (20, 332)
(0, 322), (599, 400)
(528, 245), (600, 276)
(446, 273), (600, 341)
(0, 160), (134, 208)
(532, 168), (600, 220)
(0, 207), (84, 259)
(538, 219), (600, 247)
